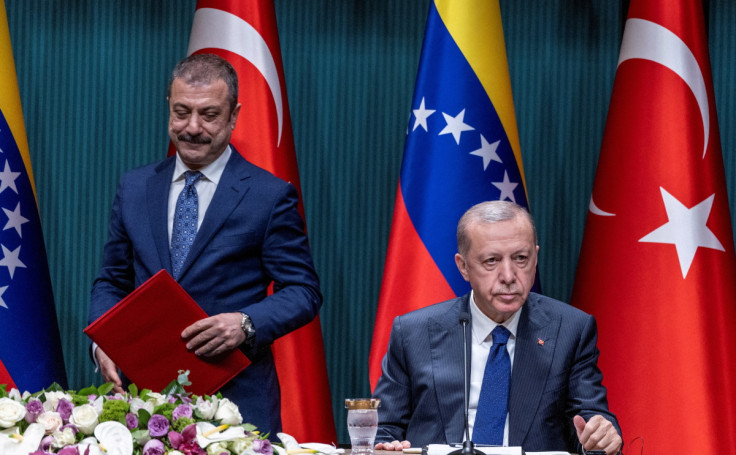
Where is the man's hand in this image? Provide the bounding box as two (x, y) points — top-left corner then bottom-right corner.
(95, 348), (124, 394)
(375, 440), (410, 451)
(574, 415), (622, 455)
(181, 312), (246, 357)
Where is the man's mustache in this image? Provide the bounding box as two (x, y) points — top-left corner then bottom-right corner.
(178, 134), (211, 145)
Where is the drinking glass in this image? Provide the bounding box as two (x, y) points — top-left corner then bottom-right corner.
(345, 398), (380, 455)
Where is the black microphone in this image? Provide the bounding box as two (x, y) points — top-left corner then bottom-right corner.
(448, 312), (484, 455)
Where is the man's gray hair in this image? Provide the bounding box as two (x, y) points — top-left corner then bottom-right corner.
(168, 53), (239, 114)
(456, 200), (537, 256)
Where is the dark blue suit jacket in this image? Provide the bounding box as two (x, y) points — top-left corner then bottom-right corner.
(373, 293), (620, 452)
(88, 148), (322, 434)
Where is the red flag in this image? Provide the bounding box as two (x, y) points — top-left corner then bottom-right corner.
(186, 0), (336, 442)
(571, 1), (736, 452)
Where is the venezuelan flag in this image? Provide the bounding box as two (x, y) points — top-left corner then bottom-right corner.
(0, 0), (67, 391)
(369, 0), (530, 389)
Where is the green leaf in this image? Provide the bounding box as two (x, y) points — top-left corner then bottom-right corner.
(138, 409), (151, 427)
(128, 383), (139, 398)
(97, 383), (115, 396)
(78, 386), (98, 396)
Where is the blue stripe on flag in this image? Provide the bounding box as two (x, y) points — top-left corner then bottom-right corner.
(401, 2), (529, 295)
(0, 108), (67, 391)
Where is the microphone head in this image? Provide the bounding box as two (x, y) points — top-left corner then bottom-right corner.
(458, 312), (470, 324)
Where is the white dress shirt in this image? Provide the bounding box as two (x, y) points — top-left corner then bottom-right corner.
(467, 291), (522, 446)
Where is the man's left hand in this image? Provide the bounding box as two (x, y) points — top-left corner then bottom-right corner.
(574, 414), (622, 455)
(182, 312), (246, 357)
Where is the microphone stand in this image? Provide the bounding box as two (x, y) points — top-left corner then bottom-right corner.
(448, 314), (484, 455)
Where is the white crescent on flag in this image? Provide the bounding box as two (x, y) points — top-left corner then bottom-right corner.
(618, 18), (709, 158)
(187, 7), (284, 146)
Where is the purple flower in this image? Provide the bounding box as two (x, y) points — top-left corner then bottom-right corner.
(253, 438), (273, 455)
(58, 447), (81, 455)
(25, 399), (44, 423)
(125, 412), (139, 430)
(147, 414), (170, 437)
(172, 404), (193, 421)
(142, 439), (166, 455)
(57, 398), (74, 421)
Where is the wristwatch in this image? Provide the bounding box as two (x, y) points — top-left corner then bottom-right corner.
(239, 312), (256, 347)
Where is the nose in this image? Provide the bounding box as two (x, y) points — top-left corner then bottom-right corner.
(498, 259), (516, 284)
(185, 113), (204, 135)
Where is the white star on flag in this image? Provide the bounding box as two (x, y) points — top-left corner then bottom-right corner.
(412, 97), (435, 132)
(3, 202), (29, 237)
(639, 187), (725, 278)
(492, 170), (518, 202)
(0, 285), (6, 309)
(0, 244), (26, 278)
(470, 134), (502, 170)
(0, 160), (21, 194)
(439, 109), (474, 145)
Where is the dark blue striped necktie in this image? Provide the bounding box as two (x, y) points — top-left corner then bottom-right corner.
(473, 325), (511, 445)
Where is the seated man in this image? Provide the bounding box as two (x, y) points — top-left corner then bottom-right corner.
(373, 201), (622, 454)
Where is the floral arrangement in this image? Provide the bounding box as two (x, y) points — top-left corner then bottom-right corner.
(0, 371), (274, 455)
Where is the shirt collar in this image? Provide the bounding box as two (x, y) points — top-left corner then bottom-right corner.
(469, 290), (522, 343)
(172, 145), (232, 184)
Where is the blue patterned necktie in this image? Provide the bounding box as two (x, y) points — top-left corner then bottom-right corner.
(473, 325), (511, 445)
(170, 170), (203, 279)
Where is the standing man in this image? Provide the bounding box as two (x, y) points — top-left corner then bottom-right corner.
(373, 201), (622, 454)
(88, 54), (321, 434)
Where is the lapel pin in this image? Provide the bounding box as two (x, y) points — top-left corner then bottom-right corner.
(537, 338), (545, 346)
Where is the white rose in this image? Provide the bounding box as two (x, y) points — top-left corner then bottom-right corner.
(169, 451), (185, 455)
(52, 427), (77, 448)
(194, 396), (219, 420)
(130, 397), (154, 415)
(207, 442), (231, 455)
(37, 411), (63, 434)
(145, 392), (168, 407)
(214, 398), (242, 425)
(8, 388), (22, 401)
(43, 391), (72, 412)
(0, 397), (26, 428)
(70, 403), (99, 435)
(228, 437), (252, 454)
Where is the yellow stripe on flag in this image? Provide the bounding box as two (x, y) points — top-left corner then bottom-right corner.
(0, 0), (37, 197)
(434, 0), (526, 192)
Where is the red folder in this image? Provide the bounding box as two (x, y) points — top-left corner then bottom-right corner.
(84, 269), (250, 395)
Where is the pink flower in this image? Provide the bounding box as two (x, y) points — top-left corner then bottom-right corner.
(168, 424), (206, 455)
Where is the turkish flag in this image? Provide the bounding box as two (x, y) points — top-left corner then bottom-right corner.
(571, 1), (736, 453)
(186, 0), (336, 442)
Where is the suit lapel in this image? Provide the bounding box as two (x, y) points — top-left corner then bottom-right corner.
(508, 294), (559, 446)
(178, 151), (251, 279)
(148, 158), (176, 273)
(428, 296), (470, 444)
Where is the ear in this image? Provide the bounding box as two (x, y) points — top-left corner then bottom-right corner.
(230, 103), (242, 129)
(455, 253), (469, 281)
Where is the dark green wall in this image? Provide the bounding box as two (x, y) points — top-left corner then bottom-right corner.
(5, 0), (735, 443)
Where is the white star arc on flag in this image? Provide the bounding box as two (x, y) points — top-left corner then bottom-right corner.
(410, 98), (521, 201)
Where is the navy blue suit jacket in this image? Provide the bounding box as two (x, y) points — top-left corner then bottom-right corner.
(373, 293), (620, 452)
(88, 148), (321, 434)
